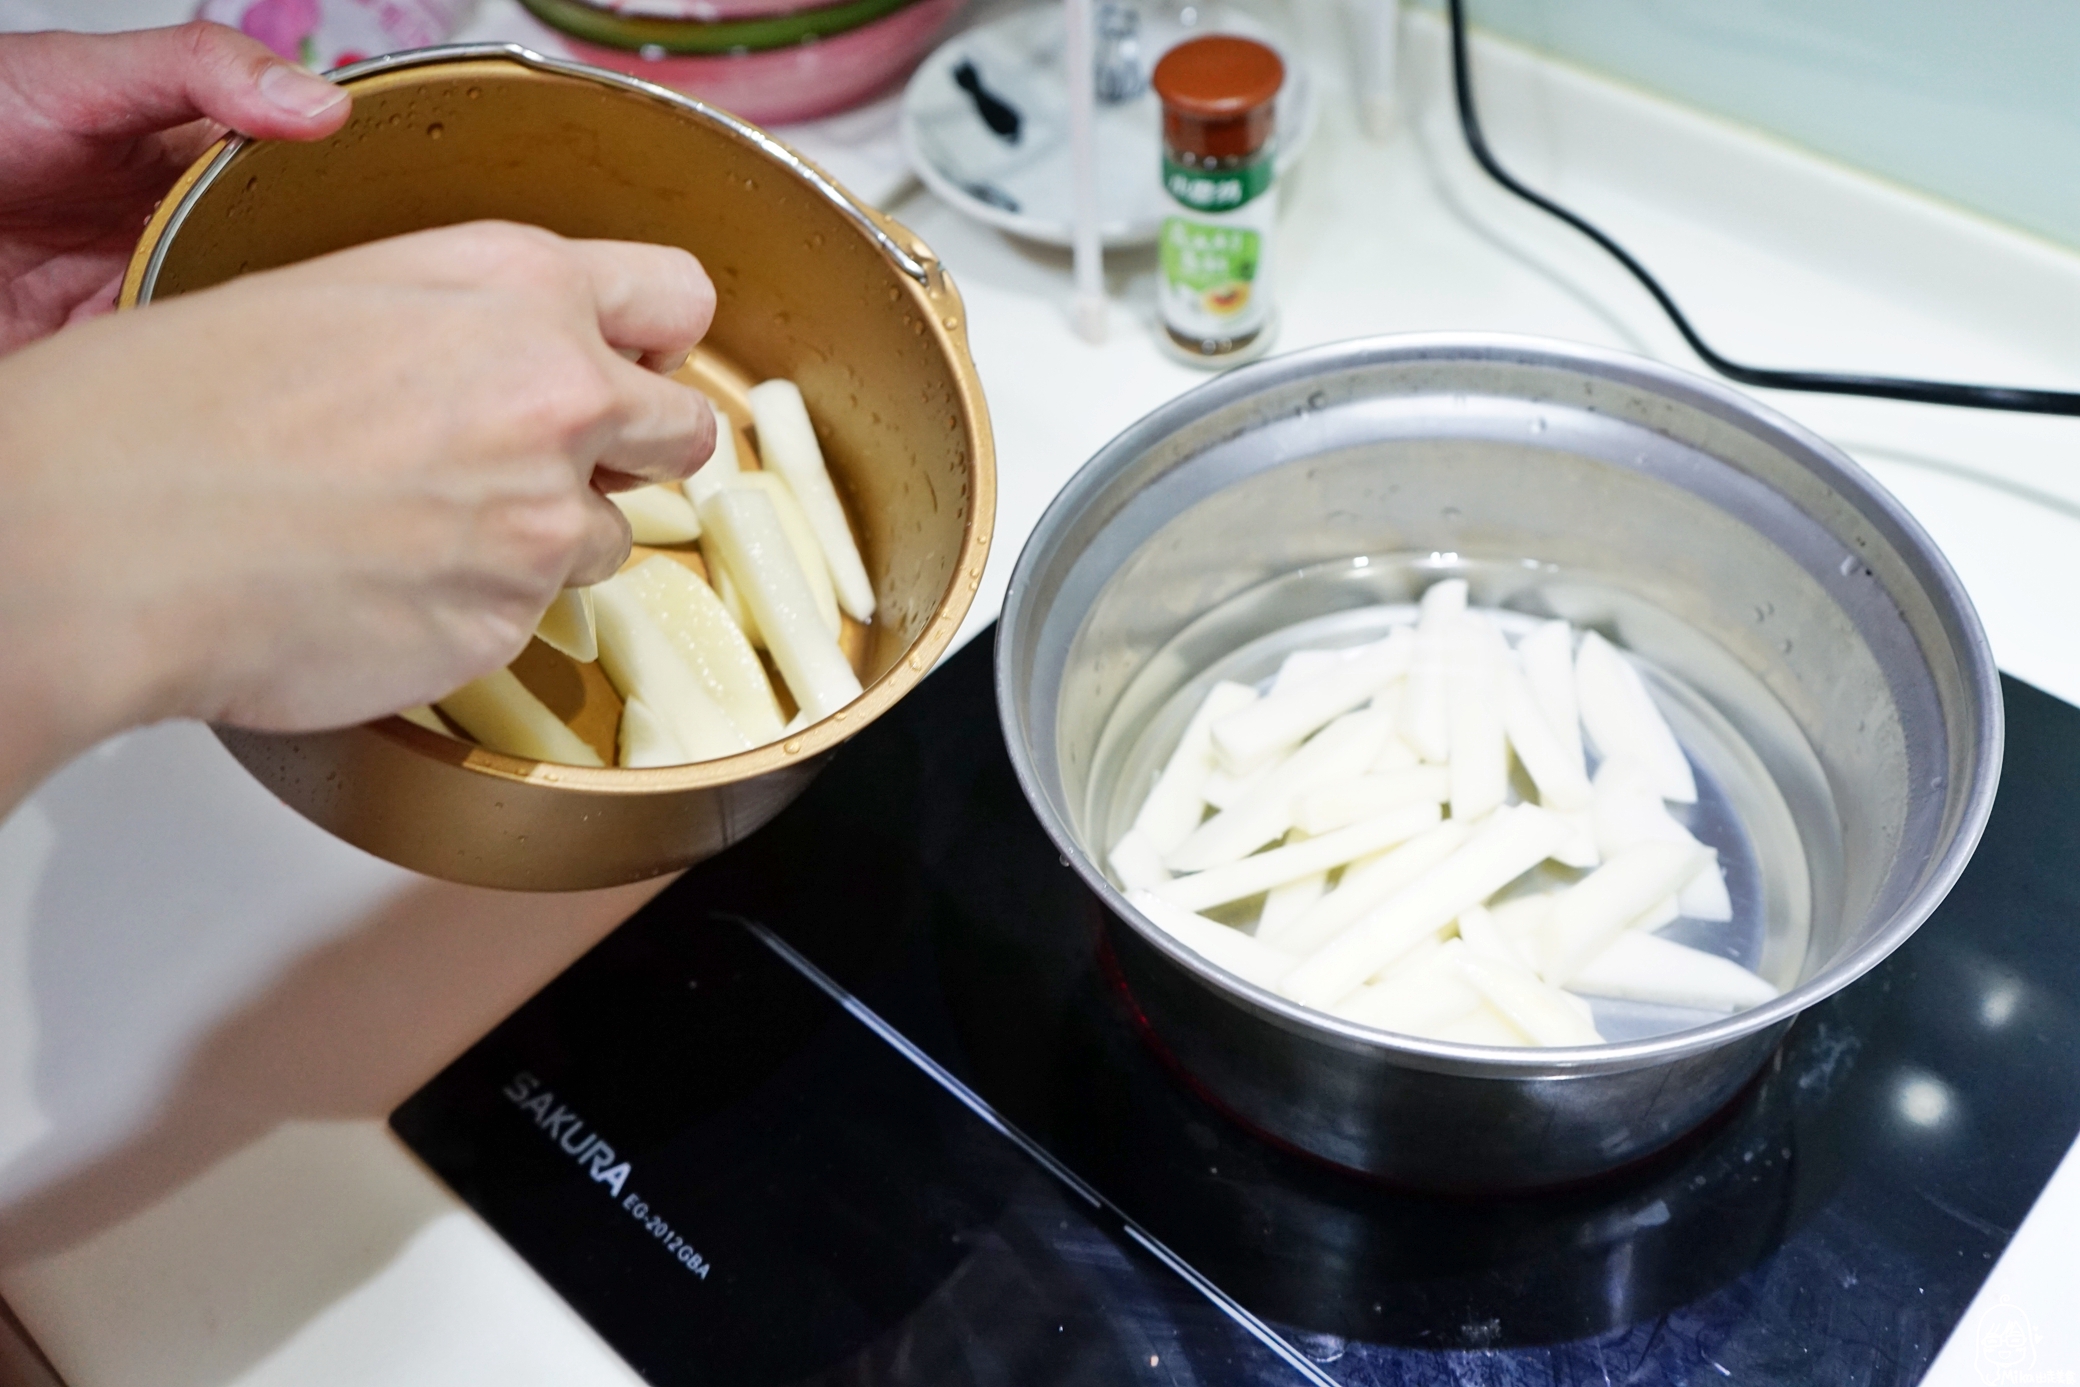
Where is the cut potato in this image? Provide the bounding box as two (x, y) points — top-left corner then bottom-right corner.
(610, 556), (785, 745)
(438, 668), (605, 767)
(1516, 619), (1583, 776)
(1158, 802), (1441, 912)
(1109, 828), (1173, 893)
(1570, 929), (1777, 1012)
(1292, 766), (1450, 836)
(1539, 840), (1708, 987)
(1167, 709), (1395, 872)
(1402, 579), (1465, 763)
(698, 487), (863, 721)
(683, 395), (741, 506)
(1131, 680), (1260, 855)
(534, 587), (598, 663)
(699, 535), (762, 649)
(397, 705), (452, 736)
(1576, 631), (1696, 803)
(747, 379), (875, 622)
(1455, 945), (1603, 1046)
(593, 581), (752, 761)
(1129, 891), (1296, 991)
(1263, 818), (1472, 955)
(1446, 614), (1508, 820)
(1210, 628), (1412, 775)
(729, 471), (840, 637)
(608, 482), (701, 545)
(1259, 869), (1328, 935)
(617, 696), (691, 768)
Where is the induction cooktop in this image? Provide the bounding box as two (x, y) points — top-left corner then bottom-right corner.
(392, 627), (2080, 1385)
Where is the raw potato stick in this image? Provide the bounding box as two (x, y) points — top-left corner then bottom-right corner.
(1576, 631), (1696, 802)
(398, 705), (450, 736)
(1434, 1005), (1534, 1046)
(1109, 829), (1172, 893)
(1259, 870), (1328, 934)
(1569, 929), (1778, 1012)
(682, 398), (740, 506)
(1168, 710), (1395, 872)
(618, 696), (690, 768)
(1516, 619), (1584, 776)
(1488, 892), (1556, 970)
(1403, 580), (1466, 762)
(1264, 818), (1472, 955)
(1279, 804), (1569, 1009)
(1591, 763), (1729, 916)
(1292, 766), (1450, 835)
(438, 668), (605, 767)
(699, 488), (864, 722)
(747, 379), (875, 622)
(1203, 757), (1278, 811)
(1158, 803), (1442, 912)
(1128, 891), (1297, 991)
(1372, 729), (1421, 773)
(1679, 856), (1734, 922)
(534, 587), (598, 663)
(1446, 614), (1508, 819)
(1455, 945), (1604, 1046)
(1131, 681), (1261, 854)
(1455, 903), (1528, 970)
(1539, 840), (1708, 987)
(593, 581), (752, 761)
(730, 471), (840, 636)
(613, 557), (785, 744)
(1211, 626), (1414, 775)
(608, 482), (701, 544)
(1333, 940), (1483, 1035)
(701, 535), (762, 649)
(1499, 648), (1592, 810)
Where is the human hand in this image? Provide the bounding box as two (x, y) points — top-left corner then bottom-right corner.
(0, 22), (350, 354)
(0, 222), (716, 809)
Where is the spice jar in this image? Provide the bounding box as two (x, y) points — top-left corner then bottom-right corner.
(1151, 35), (1284, 365)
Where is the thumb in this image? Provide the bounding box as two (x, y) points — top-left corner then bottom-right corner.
(20, 22), (350, 143)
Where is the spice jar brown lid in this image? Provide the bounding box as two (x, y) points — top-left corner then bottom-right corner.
(1152, 36), (1284, 160)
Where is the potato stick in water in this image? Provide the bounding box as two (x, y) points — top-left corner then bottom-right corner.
(1168, 709), (1394, 872)
(398, 705), (452, 736)
(1434, 1004), (1535, 1046)
(438, 668), (605, 767)
(618, 696), (690, 768)
(699, 487), (864, 722)
(1488, 892), (1556, 970)
(1293, 766), (1450, 835)
(1446, 614), (1508, 819)
(608, 482), (701, 544)
(1570, 929), (1777, 1012)
(1108, 829), (1172, 893)
(1202, 757), (1277, 811)
(1272, 647), (1346, 695)
(1454, 903), (1528, 970)
(1576, 631), (1696, 802)
(1128, 891), (1297, 991)
(613, 557), (785, 744)
(1550, 808), (1599, 870)
(1158, 803), (1441, 912)
(1539, 840), (1707, 987)
(700, 535), (762, 648)
(1259, 870), (1327, 935)
(1455, 945), (1603, 1046)
(1592, 764), (1728, 914)
(1633, 895), (1682, 932)
(747, 379), (875, 622)
(1264, 818), (1472, 954)
(1371, 728), (1420, 773)
(1280, 804), (1568, 1009)
(1499, 648), (1592, 811)
(534, 587), (598, 663)
(1516, 619), (1584, 776)
(1402, 580), (1465, 762)
(1211, 626), (1413, 775)
(729, 471), (839, 637)
(1679, 855), (1734, 922)
(682, 399), (741, 505)
(594, 583), (751, 761)
(1132, 681), (1259, 854)
(1332, 939), (1482, 1035)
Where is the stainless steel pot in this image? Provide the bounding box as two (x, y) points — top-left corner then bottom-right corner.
(995, 333), (2000, 1190)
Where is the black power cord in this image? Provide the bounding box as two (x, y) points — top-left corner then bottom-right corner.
(1446, 0), (2080, 417)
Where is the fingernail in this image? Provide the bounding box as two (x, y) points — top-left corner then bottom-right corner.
(258, 63), (348, 120)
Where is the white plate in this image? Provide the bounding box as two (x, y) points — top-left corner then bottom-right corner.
(901, 3), (1316, 248)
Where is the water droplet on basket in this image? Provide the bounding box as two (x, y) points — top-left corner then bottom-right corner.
(1781, 639), (1794, 654)
(1442, 506), (1462, 521)
(943, 317), (959, 329)
(1532, 416), (1548, 432)
(783, 739), (803, 754)
(1307, 390), (1327, 410)
(1840, 555), (1858, 576)
(427, 123), (444, 139)
(467, 86), (481, 99)
(908, 654), (925, 671)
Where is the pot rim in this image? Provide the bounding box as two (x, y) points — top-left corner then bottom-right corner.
(120, 43), (996, 800)
(996, 329), (2002, 1079)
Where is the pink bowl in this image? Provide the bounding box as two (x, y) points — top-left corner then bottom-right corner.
(562, 0), (964, 125)
(550, 0), (841, 20)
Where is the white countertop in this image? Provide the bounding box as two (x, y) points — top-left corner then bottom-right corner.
(1, 2), (2076, 1383)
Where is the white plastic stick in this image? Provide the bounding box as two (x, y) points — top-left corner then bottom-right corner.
(1158, 802), (1440, 912)
(1539, 840), (1708, 987)
(1262, 817), (1471, 954)
(1065, 0), (1107, 343)
(1169, 709), (1394, 871)
(745, 379), (875, 622)
(1211, 626), (1413, 774)
(698, 487), (863, 721)
(438, 668), (604, 767)
(1128, 891), (1294, 990)
(1280, 804), (1568, 1008)
(1292, 765), (1450, 835)
(1130, 681), (1260, 854)
(1576, 631), (1696, 802)
(1516, 619), (1582, 776)
(1568, 929), (1777, 1012)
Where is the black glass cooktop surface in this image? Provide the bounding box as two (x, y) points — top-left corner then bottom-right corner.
(393, 627), (2080, 1386)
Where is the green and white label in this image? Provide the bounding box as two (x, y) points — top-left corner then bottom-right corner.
(1158, 153), (1275, 345)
